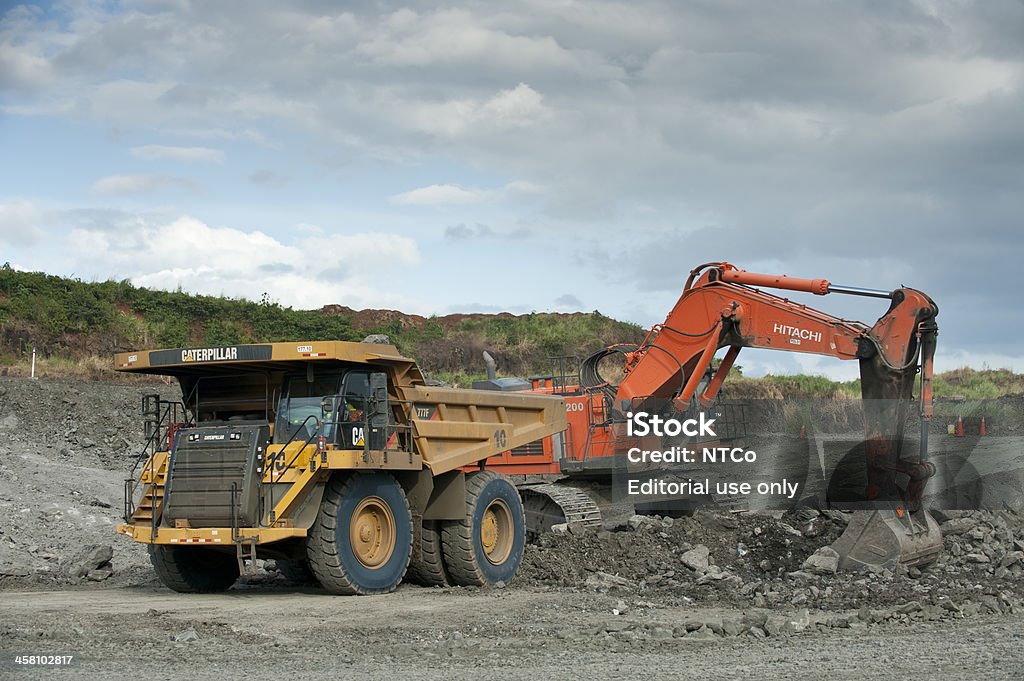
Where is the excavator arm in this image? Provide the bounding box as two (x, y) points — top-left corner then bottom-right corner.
(616, 262), (936, 411)
(611, 262), (941, 570)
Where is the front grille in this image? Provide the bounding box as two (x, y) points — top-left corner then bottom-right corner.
(162, 425), (268, 528)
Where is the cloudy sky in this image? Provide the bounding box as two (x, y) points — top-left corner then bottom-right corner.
(1, 0), (1022, 378)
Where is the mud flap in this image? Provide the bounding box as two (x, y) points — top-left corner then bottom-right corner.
(831, 508), (942, 571)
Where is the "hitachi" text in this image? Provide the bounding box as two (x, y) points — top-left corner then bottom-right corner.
(772, 323), (821, 342)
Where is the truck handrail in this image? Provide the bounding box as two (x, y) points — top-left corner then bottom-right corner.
(262, 415), (320, 527)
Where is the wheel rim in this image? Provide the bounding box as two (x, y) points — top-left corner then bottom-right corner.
(480, 498), (514, 565)
(349, 496), (396, 569)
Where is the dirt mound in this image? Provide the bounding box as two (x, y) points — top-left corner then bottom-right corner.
(521, 508), (1024, 615)
(0, 376), (164, 587)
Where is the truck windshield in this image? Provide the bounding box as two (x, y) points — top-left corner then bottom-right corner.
(275, 374), (340, 443)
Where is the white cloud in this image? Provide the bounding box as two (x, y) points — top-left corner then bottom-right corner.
(355, 8), (614, 77)
(504, 180), (545, 195)
(0, 41), (54, 90)
(401, 83), (549, 139)
(0, 199), (46, 245)
(481, 83), (546, 126)
(64, 215), (424, 311)
(390, 184), (494, 206)
(391, 179), (544, 206)
(130, 145), (225, 163)
(89, 174), (196, 195)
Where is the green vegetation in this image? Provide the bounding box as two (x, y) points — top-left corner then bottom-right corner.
(409, 311), (646, 381)
(0, 265), (361, 357)
(2, 267), (1021, 397)
(932, 367), (1024, 400)
(758, 374), (861, 399)
(0, 266), (644, 383)
(724, 367), (1024, 401)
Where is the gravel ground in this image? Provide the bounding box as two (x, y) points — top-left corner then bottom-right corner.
(0, 375), (1022, 680)
(1, 586), (1022, 680)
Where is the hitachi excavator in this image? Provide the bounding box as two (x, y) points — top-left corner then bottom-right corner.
(485, 262), (941, 571)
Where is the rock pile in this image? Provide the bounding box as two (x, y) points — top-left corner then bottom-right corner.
(521, 507), (1024, 624)
(0, 377), (158, 587)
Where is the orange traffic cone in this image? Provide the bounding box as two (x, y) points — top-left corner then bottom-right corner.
(955, 416), (964, 438)
(980, 417), (988, 437)
(799, 425), (807, 439)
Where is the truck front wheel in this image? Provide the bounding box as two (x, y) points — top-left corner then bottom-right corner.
(307, 472), (413, 595)
(148, 545), (239, 593)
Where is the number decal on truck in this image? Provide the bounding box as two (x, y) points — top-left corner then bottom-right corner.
(267, 451), (286, 472)
(494, 429), (507, 448)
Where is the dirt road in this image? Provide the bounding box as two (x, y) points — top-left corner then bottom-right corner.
(2, 584), (1022, 680)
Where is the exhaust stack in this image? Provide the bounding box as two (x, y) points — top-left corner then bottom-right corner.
(483, 351), (497, 381)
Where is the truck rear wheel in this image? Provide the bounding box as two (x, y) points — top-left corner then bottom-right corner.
(404, 520), (451, 587)
(307, 472), (412, 595)
(148, 545), (239, 593)
(442, 471), (525, 586)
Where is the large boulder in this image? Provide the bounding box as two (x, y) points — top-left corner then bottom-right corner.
(66, 544), (113, 578)
(801, 546), (839, 576)
(681, 544), (711, 572)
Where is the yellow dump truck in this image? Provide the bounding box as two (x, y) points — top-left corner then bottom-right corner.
(115, 341), (566, 595)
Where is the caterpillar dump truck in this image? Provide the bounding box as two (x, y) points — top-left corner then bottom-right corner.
(115, 341), (566, 594)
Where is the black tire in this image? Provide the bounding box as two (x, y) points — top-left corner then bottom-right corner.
(148, 545), (239, 593)
(306, 472), (412, 595)
(442, 471), (525, 587)
(274, 558), (315, 584)
(404, 520), (452, 587)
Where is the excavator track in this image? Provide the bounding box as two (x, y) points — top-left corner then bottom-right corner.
(518, 482), (602, 540)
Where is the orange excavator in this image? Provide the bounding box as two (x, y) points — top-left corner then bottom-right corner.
(480, 262), (941, 571)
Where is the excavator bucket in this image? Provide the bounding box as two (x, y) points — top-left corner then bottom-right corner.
(833, 299), (941, 572)
(831, 508), (942, 571)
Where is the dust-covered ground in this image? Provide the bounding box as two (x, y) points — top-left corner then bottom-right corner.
(1, 376), (1023, 680)
(3, 586), (1023, 681)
